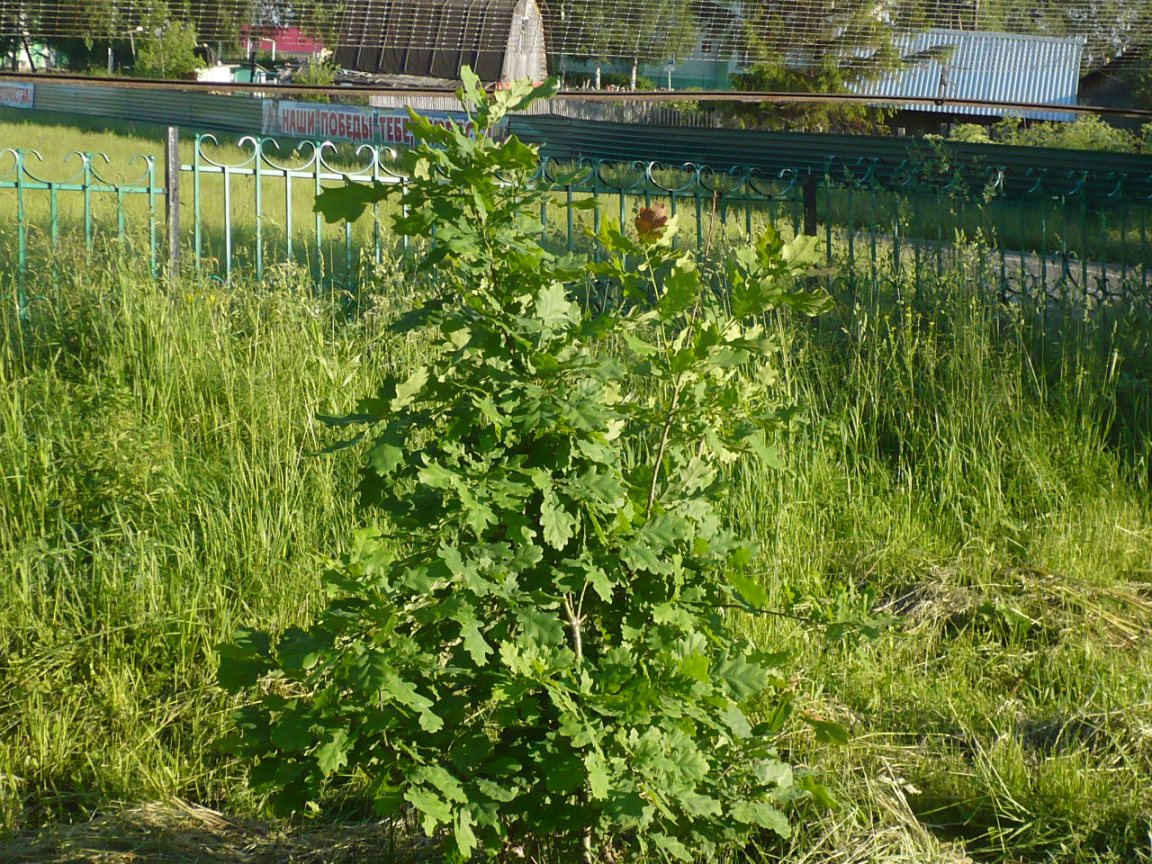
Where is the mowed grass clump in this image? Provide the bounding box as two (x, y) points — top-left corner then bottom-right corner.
(1, 236), (1151, 861)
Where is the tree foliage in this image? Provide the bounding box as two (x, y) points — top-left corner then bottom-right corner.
(8, 0), (343, 60)
(132, 16), (204, 78)
(950, 115), (1152, 152)
(249, 0), (345, 42)
(724, 0), (900, 131)
(219, 70), (836, 861)
(726, 0), (1152, 128)
(549, 0), (697, 87)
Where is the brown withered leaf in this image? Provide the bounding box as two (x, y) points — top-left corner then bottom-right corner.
(635, 205), (669, 242)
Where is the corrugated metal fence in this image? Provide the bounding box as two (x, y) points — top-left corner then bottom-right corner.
(32, 83), (264, 135)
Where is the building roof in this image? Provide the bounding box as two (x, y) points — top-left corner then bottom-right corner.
(335, 0), (546, 83)
(849, 29), (1085, 121)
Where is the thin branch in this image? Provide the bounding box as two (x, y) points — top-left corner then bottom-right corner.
(646, 376), (686, 518)
(564, 594), (584, 664)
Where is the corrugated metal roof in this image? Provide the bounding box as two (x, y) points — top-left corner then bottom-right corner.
(336, 0), (547, 83)
(850, 29), (1085, 121)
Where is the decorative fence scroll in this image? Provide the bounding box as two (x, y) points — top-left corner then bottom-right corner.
(186, 134), (408, 284)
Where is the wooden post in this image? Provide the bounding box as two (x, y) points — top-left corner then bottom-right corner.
(803, 172), (818, 237)
(165, 126), (181, 281)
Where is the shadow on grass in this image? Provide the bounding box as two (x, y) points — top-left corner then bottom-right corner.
(2, 799), (435, 864)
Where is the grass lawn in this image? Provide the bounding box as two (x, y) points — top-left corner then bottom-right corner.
(1, 114), (1151, 863)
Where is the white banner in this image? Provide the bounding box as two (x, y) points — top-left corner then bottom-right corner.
(264, 101), (378, 143)
(0, 83), (34, 109)
(262, 100), (471, 146)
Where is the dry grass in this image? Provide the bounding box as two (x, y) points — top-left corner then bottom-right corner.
(878, 565), (1152, 649)
(0, 799), (436, 864)
(1, 793), (981, 864)
(788, 780), (975, 864)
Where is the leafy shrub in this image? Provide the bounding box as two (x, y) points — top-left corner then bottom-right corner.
(948, 123), (992, 144)
(291, 61), (338, 103)
(132, 20), (204, 80)
(219, 69), (832, 862)
(951, 116), (1144, 153)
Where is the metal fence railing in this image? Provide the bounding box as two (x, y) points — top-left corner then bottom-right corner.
(0, 147), (164, 282)
(3, 132), (1151, 315)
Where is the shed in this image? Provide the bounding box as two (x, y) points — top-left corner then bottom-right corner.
(849, 30), (1085, 122)
(1079, 52), (1145, 126)
(241, 26), (326, 61)
(335, 0), (548, 84)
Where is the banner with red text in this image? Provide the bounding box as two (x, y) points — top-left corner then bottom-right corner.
(0, 83), (34, 109)
(262, 100), (472, 146)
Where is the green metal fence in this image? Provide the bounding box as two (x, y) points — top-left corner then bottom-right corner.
(3, 132), (1151, 315)
(185, 134), (411, 285)
(0, 146), (164, 311)
(537, 154), (1151, 305)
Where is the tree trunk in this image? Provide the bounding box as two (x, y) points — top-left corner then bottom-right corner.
(594, 64), (601, 89)
(630, 58), (638, 90)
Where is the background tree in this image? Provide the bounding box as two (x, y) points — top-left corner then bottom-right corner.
(726, 0), (900, 131)
(0, 1), (25, 70)
(727, 0), (1151, 130)
(973, 0), (1144, 68)
(552, 0), (697, 89)
(129, 2), (205, 78)
(30, 0), (123, 71)
(248, 0), (345, 42)
(185, 0), (251, 53)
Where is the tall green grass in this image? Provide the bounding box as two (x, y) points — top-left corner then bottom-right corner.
(0, 254), (418, 831)
(749, 250), (1152, 862)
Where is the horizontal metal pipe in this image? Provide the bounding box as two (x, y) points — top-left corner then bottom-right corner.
(2, 71), (1151, 120)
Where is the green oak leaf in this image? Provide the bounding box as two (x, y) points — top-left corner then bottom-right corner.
(717, 654), (769, 702)
(730, 800), (791, 838)
(540, 489), (577, 550)
(313, 180), (393, 225)
(585, 752), (611, 800)
(315, 728), (350, 776)
(652, 833), (692, 862)
(406, 786), (451, 836)
(535, 282), (576, 329)
(454, 808), (478, 859)
(460, 619), (493, 666)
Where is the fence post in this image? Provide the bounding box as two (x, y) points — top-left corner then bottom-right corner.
(803, 172), (818, 237)
(15, 149), (27, 319)
(165, 126), (181, 282)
